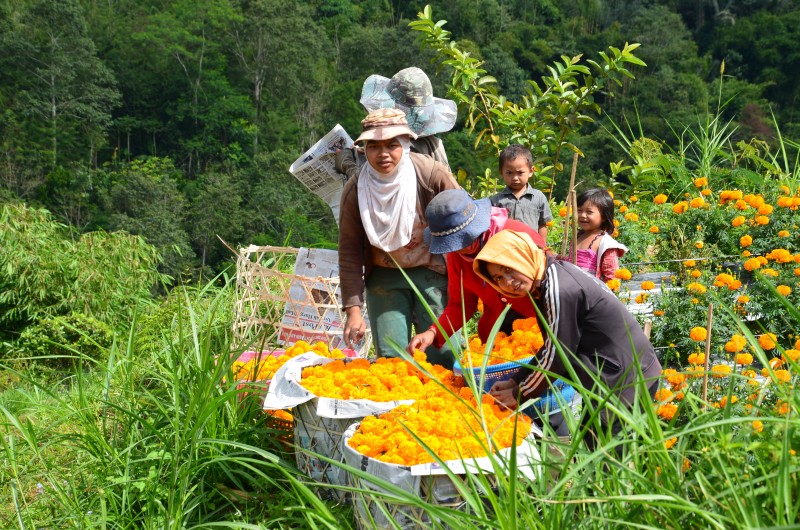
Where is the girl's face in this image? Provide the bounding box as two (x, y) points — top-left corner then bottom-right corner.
(577, 201), (603, 232)
(486, 263), (534, 297)
(365, 137), (404, 174)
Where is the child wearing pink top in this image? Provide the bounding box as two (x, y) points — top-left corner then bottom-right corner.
(562, 188), (627, 282)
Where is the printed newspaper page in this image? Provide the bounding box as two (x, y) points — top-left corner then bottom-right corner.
(289, 124), (354, 222)
(277, 247), (371, 356)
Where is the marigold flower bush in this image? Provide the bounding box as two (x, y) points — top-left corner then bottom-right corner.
(459, 317), (544, 368)
(347, 389), (531, 465)
(299, 352), (464, 401)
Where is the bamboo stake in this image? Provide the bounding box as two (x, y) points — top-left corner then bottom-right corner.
(560, 152), (580, 257)
(701, 303), (714, 406)
(560, 190), (572, 257)
(643, 319), (652, 340)
(570, 189), (578, 265)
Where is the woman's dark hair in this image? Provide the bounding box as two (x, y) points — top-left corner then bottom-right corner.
(577, 188), (615, 233)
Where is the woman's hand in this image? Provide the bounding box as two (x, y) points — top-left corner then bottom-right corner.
(407, 327), (435, 354)
(488, 379), (520, 409)
(343, 306), (366, 348)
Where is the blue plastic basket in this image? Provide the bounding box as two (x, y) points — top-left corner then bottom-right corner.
(453, 356), (535, 392)
(454, 357), (576, 414)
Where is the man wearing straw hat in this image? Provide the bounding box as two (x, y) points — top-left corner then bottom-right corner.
(336, 67), (457, 180)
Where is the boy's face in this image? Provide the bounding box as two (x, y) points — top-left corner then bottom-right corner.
(500, 156), (533, 192)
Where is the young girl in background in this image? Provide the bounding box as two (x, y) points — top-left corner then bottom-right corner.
(562, 188), (627, 282)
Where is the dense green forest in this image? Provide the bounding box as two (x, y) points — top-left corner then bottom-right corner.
(1, 0), (798, 282)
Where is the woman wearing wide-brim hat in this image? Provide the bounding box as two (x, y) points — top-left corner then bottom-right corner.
(336, 67), (457, 180)
(338, 108), (460, 367)
(407, 189), (579, 435)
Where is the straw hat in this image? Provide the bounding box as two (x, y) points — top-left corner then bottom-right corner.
(355, 108), (418, 143)
(361, 67), (457, 137)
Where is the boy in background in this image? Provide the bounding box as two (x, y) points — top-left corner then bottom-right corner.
(491, 144), (553, 242)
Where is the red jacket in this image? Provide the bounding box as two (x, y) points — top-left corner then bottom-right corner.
(432, 219), (546, 347)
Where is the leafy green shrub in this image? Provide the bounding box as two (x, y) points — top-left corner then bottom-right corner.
(15, 312), (114, 369)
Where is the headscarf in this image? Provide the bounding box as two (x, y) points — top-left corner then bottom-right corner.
(357, 136), (417, 252)
(473, 230), (547, 298)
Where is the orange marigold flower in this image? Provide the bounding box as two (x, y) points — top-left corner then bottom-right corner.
(778, 230), (791, 237)
(734, 199), (749, 210)
(606, 278), (621, 291)
(775, 401), (790, 416)
(691, 297), (700, 304)
(772, 369), (791, 384)
(743, 258), (762, 271)
(752, 420), (764, 433)
(736, 353), (754, 365)
(690, 197), (706, 208)
(630, 195), (639, 202)
(740, 234), (753, 247)
(795, 267), (800, 276)
(761, 268), (779, 277)
(663, 368), (686, 389)
(725, 334), (747, 353)
(690, 269), (702, 278)
(701, 188), (712, 196)
(664, 437), (678, 449)
(559, 207), (567, 217)
(687, 352), (705, 365)
(615, 268), (632, 280)
(737, 295), (750, 304)
(755, 215), (770, 226)
(683, 260), (696, 268)
(766, 248), (793, 263)
(694, 177), (708, 187)
(782, 349), (800, 363)
(779, 185), (791, 194)
(758, 333), (777, 350)
(687, 282), (707, 294)
(635, 293), (648, 304)
(690, 327), (707, 342)
(732, 216), (746, 227)
(654, 310), (665, 316)
(654, 194), (668, 205)
(758, 204), (774, 215)
(641, 280), (656, 291)
(657, 403), (678, 421)
(673, 201), (688, 214)
(649, 226), (660, 233)
(619, 205), (629, 213)
(777, 285), (792, 296)
(711, 364), (732, 378)
(742, 250), (752, 257)
(654, 387), (674, 402)
(695, 241), (704, 249)
(624, 212), (639, 222)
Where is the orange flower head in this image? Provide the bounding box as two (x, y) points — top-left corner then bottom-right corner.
(641, 280), (656, 291)
(690, 327), (707, 342)
(615, 268), (632, 280)
(758, 333), (777, 350)
(711, 364), (732, 378)
(654, 194), (668, 205)
(650, 226), (660, 233)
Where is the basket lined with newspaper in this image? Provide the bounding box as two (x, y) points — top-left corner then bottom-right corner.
(341, 394), (541, 530)
(231, 245), (371, 356)
(263, 352), (462, 502)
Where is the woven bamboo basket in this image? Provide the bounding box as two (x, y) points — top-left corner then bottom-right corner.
(231, 245), (371, 354)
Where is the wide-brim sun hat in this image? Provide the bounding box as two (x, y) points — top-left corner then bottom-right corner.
(361, 67), (457, 137)
(423, 189), (492, 254)
(355, 108), (419, 144)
